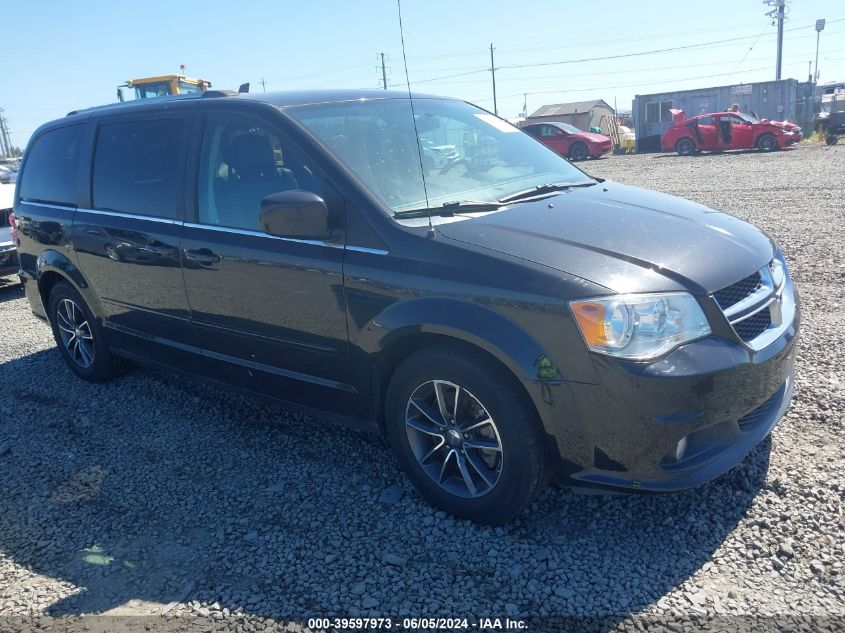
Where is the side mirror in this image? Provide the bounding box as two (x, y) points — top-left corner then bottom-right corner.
(259, 190), (332, 239)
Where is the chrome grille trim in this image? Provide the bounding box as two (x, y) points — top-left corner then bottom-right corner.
(713, 259), (795, 351)
(722, 273), (774, 321)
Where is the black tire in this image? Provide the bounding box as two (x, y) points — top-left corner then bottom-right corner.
(385, 346), (550, 524)
(568, 142), (589, 161)
(757, 134), (777, 151)
(826, 135), (839, 146)
(47, 281), (123, 382)
(675, 138), (695, 156)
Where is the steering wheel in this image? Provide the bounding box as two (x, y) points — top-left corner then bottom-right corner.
(440, 157), (470, 176)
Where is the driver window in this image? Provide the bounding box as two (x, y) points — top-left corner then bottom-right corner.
(197, 114), (326, 231)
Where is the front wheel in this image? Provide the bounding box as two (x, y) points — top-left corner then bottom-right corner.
(757, 134), (777, 151)
(568, 142), (589, 161)
(385, 346), (550, 524)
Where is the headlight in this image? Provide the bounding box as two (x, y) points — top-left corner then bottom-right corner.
(569, 292), (711, 360)
(770, 256), (785, 289)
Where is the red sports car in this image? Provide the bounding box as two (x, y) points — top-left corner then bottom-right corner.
(523, 122), (612, 161)
(661, 110), (801, 155)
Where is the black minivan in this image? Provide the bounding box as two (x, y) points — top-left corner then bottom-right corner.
(13, 90), (798, 524)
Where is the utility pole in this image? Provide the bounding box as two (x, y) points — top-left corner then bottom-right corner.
(775, 0), (784, 80)
(814, 19), (826, 83)
(764, 0), (787, 80)
(260, 77), (267, 92)
(490, 43), (498, 116)
(0, 112), (11, 159)
(380, 52), (388, 90)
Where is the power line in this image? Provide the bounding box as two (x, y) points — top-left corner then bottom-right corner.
(499, 60), (816, 100)
(498, 20), (840, 71)
(387, 21), (845, 90)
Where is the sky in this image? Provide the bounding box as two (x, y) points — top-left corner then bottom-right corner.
(1, 0), (843, 148)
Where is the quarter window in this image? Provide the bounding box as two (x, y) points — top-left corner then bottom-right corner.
(93, 119), (186, 219)
(19, 125), (83, 206)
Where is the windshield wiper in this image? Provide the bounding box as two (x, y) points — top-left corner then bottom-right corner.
(393, 200), (503, 219)
(498, 181), (597, 204)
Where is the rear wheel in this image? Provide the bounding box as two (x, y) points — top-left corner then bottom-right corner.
(675, 138), (695, 155)
(826, 134), (839, 146)
(568, 142), (589, 161)
(757, 134), (777, 151)
(385, 346), (549, 524)
(48, 281), (122, 382)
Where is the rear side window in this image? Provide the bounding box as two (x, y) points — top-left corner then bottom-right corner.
(19, 125), (83, 206)
(93, 119), (185, 219)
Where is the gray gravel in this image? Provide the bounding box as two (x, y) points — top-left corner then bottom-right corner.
(0, 144), (843, 632)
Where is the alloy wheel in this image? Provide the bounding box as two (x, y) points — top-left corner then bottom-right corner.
(404, 380), (503, 498)
(55, 298), (95, 368)
(570, 143), (589, 161)
(677, 139), (694, 155)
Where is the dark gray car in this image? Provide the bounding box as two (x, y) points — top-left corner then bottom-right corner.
(13, 90), (798, 523)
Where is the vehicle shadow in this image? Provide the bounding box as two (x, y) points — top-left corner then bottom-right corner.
(0, 276), (23, 303)
(653, 147), (799, 159)
(0, 345), (769, 629)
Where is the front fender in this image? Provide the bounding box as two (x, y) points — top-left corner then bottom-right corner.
(362, 296), (562, 385)
(36, 249), (105, 321)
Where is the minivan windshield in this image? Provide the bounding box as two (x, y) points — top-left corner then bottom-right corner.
(287, 98), (592, 216)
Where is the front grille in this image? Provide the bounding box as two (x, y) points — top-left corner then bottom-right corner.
(738, 385), (783, 431)
(733, 309), (772, 341)
(713, 271), (761, 310)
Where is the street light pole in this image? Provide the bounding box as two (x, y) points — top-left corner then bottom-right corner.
(814, 19), (826, 83)
(490, 43), (498, 116)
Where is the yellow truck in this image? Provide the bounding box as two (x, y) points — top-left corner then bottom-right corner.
(117, 75), (212, 101)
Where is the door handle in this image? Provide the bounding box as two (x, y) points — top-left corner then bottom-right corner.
(183, 248), (221, 266)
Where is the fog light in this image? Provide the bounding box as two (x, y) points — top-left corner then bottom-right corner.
(674, 436), (688, 461)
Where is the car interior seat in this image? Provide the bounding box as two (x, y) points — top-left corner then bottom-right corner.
(216, 133), (297, 230)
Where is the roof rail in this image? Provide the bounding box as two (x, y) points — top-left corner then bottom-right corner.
(201, 90), (239, 98)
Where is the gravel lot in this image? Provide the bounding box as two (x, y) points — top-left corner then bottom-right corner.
(0, 144), (843, 633)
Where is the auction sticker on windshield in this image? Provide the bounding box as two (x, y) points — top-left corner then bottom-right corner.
(474, 113), (520, 133)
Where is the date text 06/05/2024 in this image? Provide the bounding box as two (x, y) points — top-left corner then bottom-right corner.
(306, 617), (527, 630)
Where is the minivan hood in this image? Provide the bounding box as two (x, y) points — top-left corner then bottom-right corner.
(436, 181), (775, 294)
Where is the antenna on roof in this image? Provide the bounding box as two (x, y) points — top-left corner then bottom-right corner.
(396, 0), (432, 234)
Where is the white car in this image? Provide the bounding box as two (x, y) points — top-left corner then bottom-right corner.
(0, 183), (17, 276)
(0, 165), (18, 184)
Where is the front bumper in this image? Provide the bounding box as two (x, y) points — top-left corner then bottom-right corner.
(545, 303), (799, 492)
